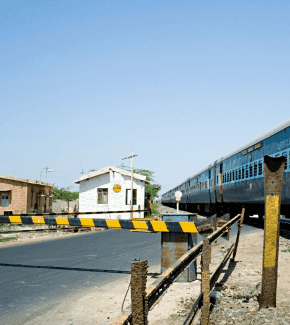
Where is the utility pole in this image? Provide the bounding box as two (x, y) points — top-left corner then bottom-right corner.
(43, 167), (52, 180)
(122, 152), (138, 219)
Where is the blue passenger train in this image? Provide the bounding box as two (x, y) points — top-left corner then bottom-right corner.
(161, 119), (290, 218)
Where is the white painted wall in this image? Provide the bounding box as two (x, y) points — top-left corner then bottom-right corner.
(79, 170), (145, 219)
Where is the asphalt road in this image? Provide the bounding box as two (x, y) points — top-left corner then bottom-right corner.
(0, 223), (259, 324)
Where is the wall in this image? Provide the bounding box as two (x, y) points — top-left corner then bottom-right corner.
(26, 184), (53, 213)
(79, 170), (145, 219)
(0, 179), (28, 214)
(52, 199), (79, 213)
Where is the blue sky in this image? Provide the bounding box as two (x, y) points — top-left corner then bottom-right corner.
(1, 1), (290, 195)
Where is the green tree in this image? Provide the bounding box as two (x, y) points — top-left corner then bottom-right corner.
(53, 186), (79, 212)
(118, 165), (161, 218)
(118, 165), (161, 200)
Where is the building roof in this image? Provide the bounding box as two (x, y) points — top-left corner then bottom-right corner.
(74, 166), (150, 184)
(0, 174), (53, 187)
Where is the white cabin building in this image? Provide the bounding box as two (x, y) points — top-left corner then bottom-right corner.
(74, 166), (149, 219)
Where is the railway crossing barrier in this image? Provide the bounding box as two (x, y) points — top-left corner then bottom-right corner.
(0, 214), (199, 233)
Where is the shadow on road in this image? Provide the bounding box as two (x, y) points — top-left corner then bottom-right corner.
(0, 262), (159, 276)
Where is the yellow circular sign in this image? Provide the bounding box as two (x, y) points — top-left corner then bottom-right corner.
(113, 184), (122, 193)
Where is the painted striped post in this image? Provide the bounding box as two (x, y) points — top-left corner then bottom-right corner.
(260, 155), (286, 309)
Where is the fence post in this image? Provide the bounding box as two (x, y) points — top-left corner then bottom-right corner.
(131, 260), (148, 325)
(260, 155), (285, 309)
(231, 208), (245, 261)
(201, 237), (211, 325)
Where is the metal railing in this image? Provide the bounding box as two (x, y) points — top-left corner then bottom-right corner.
(111, 210), (245, 325)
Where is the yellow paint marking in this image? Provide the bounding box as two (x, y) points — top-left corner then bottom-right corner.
(151, 221), (168, 232)
(217, 226), (228, 232)
(106, 219), (121, 229)
(9, 216), (22, 224)
(32, 216), (45, 225)
(55, 217), (70, 226)
(264, 195), (280, 268)
(132, 221), (148, 230)
(179, 222), (198, 233)
(80, 218), (95, 227)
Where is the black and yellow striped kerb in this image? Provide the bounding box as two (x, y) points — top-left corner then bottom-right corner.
(0, 216), (198, 233)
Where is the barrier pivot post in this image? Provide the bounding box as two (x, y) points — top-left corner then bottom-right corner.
(201, 237), (211, 325)
(161, 213), (197, 282)
(260, 155), (285, 309)
(131, 260), (148, 325)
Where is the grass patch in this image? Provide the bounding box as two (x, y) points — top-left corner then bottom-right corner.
(149, 203), (161, 219)
(0, 237), (16, 242)
(281, 249), (290, 253)
(0, 224), (13, 229)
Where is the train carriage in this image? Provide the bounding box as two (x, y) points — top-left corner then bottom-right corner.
(161, 119), (290, 217)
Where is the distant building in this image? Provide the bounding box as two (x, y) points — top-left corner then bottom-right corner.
(0, 174), (53, 215)
(74, 166), (149, 219)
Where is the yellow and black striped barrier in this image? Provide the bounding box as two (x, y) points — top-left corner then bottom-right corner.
(0, 215), (198, 233)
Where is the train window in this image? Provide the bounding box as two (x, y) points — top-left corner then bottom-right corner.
(239, 168), (241, 180)
(235, 169), (238, 180)
(258, 160), (263, 175)
(242, 167), (245, 179)
(249, 164), (253, 177)
(246, 165), (249, 178)
(232, 171), (234, 181)
(226, 173), (229, 183)
(216, 176), (218, 185)
(282, 152), (287, 170)
(254, 162), (258, 176)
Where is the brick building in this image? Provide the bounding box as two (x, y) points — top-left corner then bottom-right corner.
(0, 174), (53, 215)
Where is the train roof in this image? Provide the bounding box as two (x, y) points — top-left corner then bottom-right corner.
(162, 119), (290, 197)
(216, 118), (290, 164)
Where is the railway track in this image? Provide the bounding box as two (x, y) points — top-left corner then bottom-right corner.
(244, 216), (290, 238)
(0, 226), (92, 234)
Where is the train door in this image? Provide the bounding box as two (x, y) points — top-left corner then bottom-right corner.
(219, 163), (223, 200)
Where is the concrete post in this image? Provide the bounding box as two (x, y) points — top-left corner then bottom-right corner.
(131, 260), (148, 325)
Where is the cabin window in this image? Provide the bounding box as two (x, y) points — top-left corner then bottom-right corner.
(232, 171), (235, 181)
(126, 189), (137, 205)
(239, 168), (241, 180)
(242, 167), (245, 179)
(282, 152), (287, 170)
(258, 160), (263, 175)
(1, 194), (10, 207)
(97, 188), (108, 204)
(254, 162), (258, 176)
(249, 164), (253, 177)
(235, 169), (238, 180)
(245, 165), (249, 178)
